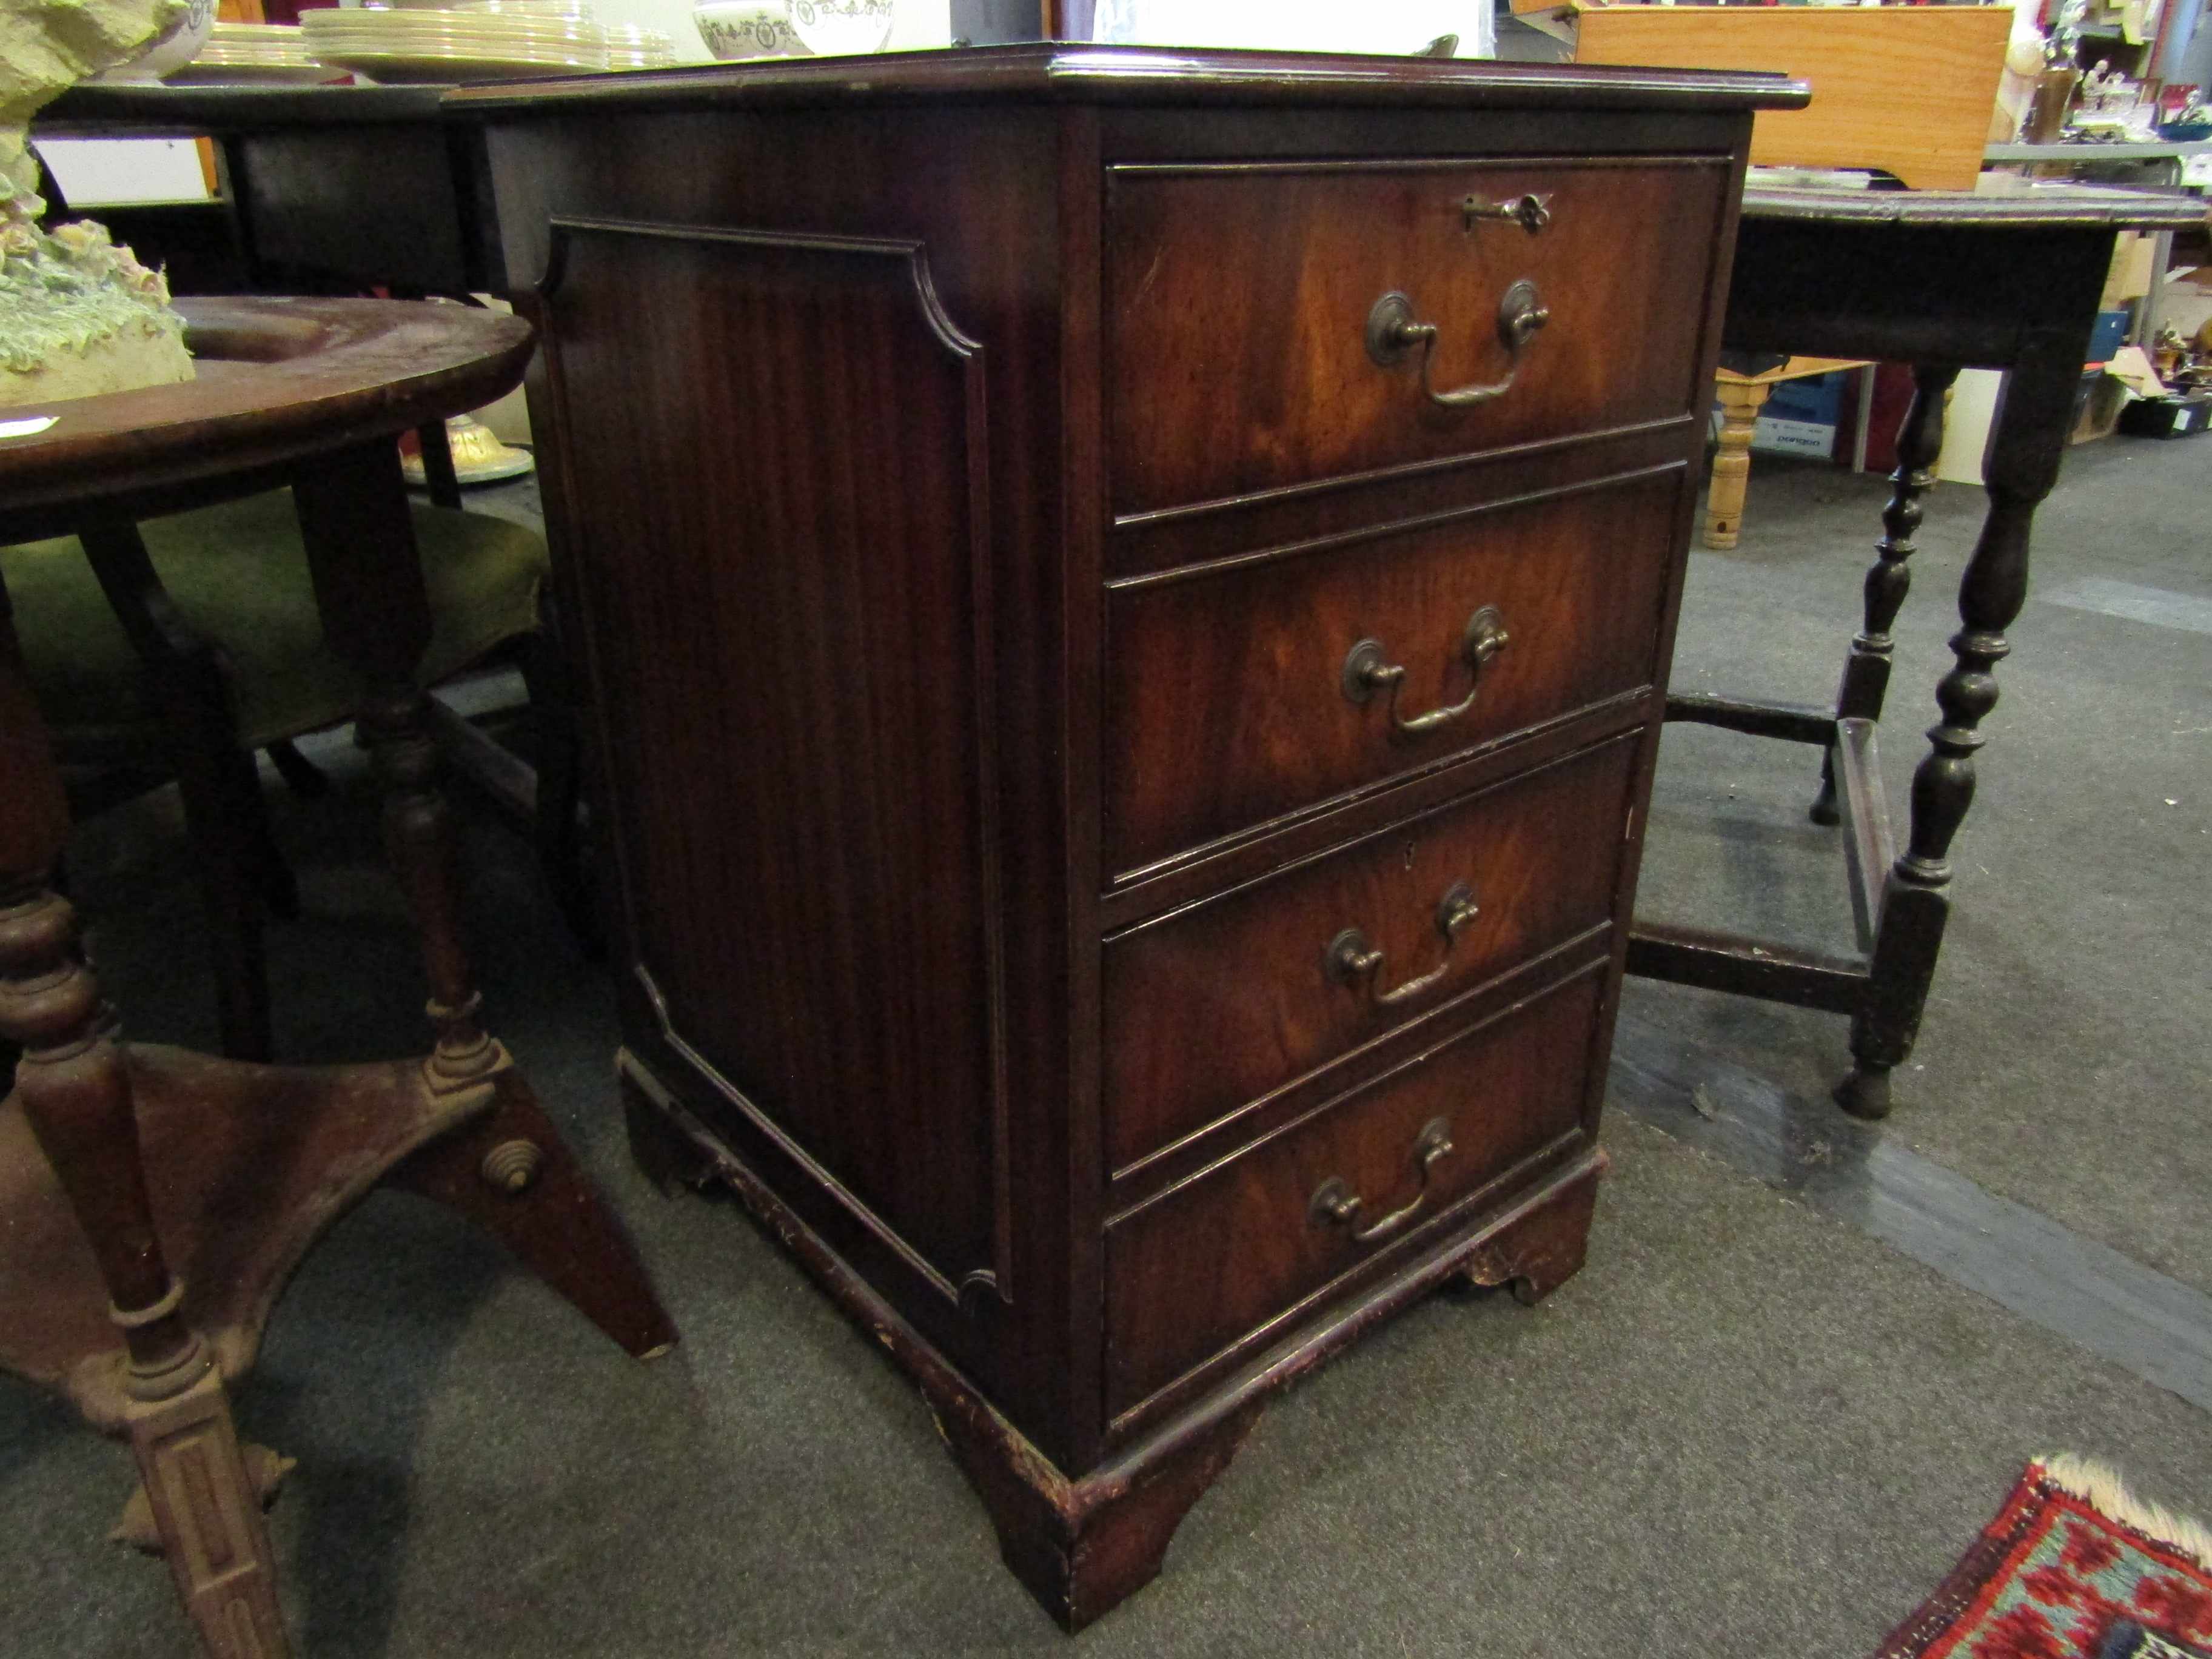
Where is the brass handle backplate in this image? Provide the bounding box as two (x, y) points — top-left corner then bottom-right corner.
(1342, 605), (1510, 739)
(1310, 1117), (1456, 1246)
(1464, 192), (1552, 235)
(1325, 880), (1480, 1008)
(1365, 280), (1550, 410)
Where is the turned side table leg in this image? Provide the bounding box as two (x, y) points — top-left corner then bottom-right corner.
(0, 577), (291, 1659)
(1812, 364), (1959, 826)
(1704, 377), (1772, 551)
(292, 441), (499, 1092)
(291, 443), (676, 1358)
(1835, 352), (2075, 1120)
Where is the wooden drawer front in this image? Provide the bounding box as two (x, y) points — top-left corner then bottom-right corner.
(1104, 734), (1635, 1174)
(1104, 468), (1679, 876)
(1105, 971), (1601, 1421)
(1104, 157), (1728, 519)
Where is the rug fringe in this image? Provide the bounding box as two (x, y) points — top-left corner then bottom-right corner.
(2035, 1454), (2212, 1574)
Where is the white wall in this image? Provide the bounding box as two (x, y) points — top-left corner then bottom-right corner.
(591, 0), (952, 58)
(1936, 368), (2006, 488)
(1088, 0), (1491, 55)
(34, 138), (210, 207)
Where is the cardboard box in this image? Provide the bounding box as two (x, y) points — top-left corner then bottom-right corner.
(1711, 369), (1852, 462)
(2159, 267), (2212, 344)
(1753, 370), (1846, 460)
(2102, 232), (2159, 309)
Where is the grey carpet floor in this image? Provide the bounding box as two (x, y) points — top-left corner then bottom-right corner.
(5, 437), (2209, 1654)
(1634, 437), (2212, 1298)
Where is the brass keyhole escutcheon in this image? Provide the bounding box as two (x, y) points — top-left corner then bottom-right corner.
(1463, 192), (1552, 235)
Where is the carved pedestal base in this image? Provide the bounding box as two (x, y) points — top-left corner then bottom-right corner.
(115, 1442), (293, 1555)
(123, 1358), (290, 1659)
(392, 1066), (678, 1360)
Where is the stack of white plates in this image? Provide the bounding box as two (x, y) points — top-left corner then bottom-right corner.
(301, 4), (609, 82)
(389, 0), (597, 15)
(166, 22), (338, 83)
(603, 24), (675, 67)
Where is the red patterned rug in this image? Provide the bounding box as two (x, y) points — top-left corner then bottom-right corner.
(1875, 1456), (2212, 1659)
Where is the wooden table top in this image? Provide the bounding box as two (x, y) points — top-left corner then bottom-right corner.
(1743, 179), (2205, 230)
(44, 46), (1808, 126)
(39, 81), (449, 135)
(1983, 139), (2212, 163)
(0, 297), (533, 520)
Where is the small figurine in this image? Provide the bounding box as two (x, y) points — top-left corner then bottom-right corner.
(2154, 324), (2188, 383)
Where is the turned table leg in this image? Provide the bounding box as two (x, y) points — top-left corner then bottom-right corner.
(290, 442), (676, 1357)
(1704, 376), (1772, 550)
(0, 572), (292, 1659)
(1836, 350), (2077, 1119)
(292, 441), (500, 1091)
(1811, 364), (1959, 826)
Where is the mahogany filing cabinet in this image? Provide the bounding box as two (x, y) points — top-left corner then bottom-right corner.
(461, 47), (1803, 1629)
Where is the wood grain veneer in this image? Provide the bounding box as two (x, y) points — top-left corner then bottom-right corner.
(1105, 157), (1729, 516)
(1103, 468), (1684, 873)
(468, 45), (1797, 1630)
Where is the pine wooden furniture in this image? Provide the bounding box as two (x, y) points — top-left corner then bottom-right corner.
(455, 47), (1799, 1629)
(1529, 4), (2014, 192)
(1632, 182), (2207, 1119)
(0, 297), (675, 1659)
(1704, 354), (1868, 549)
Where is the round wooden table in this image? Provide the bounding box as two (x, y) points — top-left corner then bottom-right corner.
(0, 298), (672, 1659)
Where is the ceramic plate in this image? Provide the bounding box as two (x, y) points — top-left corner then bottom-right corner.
(166, 61), (341, 82)
(312, 49), (602, 81)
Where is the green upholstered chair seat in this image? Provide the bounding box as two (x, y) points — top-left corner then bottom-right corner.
(3, 489), (549, 749)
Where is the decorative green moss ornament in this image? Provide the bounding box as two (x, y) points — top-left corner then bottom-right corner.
(1, 0), (197, 407)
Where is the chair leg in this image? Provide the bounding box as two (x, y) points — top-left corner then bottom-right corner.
(78, 523), (273, 1063)
(415, 421), (463, 511)
(517, 598), (602, 958)
(181, 749), (274, 1061)
(235, 749), (301, 923)
(264, 739), (329, 800)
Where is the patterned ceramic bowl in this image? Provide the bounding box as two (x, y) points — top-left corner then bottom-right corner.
(788, 0), (891, 55)
(693, 0), (808, 59)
